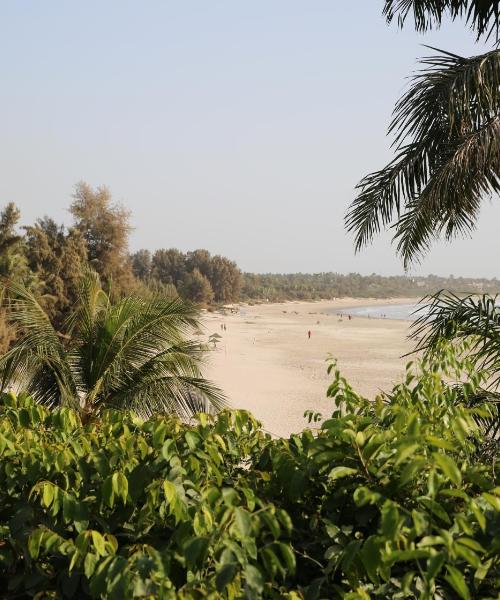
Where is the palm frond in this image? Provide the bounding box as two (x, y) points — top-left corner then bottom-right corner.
(0, 279), (77, 405)
(346, 48), (500, 267)
(411, 291), (500, 380)
(98, 339), (226, 418)
(383, 0), (500, 41)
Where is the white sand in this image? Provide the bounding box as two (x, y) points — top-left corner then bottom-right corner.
(202, 298), (417, 437)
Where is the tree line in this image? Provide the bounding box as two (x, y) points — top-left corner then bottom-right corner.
(242, 272), (500, 302)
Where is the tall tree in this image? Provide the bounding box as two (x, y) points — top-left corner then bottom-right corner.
(0, 203), (33, 353)
(0, 203), (29, 280)
(151, 248), (186, 286)
(186, 249), (213, 281)
(210, 255), (242, 303)
(70, 182), (135, 295)
(23, 218), (88, 327)
(179, 268), (214, 304)
(131, 249), (152, 281)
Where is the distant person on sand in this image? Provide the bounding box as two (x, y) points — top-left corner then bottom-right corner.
(308, 330), (311, 339)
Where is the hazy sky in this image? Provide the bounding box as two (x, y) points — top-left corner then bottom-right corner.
(0, 1), (497, 277)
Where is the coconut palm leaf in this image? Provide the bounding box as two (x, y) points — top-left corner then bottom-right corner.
(0, 279), (77, 407)
(411, 291), (500, 379)
(346, 48), (500, 267)
(383, 0), (500, 41)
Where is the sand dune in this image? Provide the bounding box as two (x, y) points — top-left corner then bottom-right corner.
(202, 298), (417, 437)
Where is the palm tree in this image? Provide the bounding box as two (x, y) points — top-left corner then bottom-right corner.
(346, 46), (500, 268)
(0, 271), (226, 420)
(410, 291), (500, 440)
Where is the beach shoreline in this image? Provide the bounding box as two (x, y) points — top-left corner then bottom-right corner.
(203, 297), (417, 437)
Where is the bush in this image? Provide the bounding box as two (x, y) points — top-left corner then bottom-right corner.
(0, 346), (498, 598)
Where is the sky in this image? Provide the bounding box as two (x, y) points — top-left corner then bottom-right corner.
(0, 1), (497, 278)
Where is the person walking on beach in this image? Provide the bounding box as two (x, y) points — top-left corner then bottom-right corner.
(308, 330), (311, 339)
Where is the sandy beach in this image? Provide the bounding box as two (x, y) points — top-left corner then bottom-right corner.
(202, 298), (418, 437)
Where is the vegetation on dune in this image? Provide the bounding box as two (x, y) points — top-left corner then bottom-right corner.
(0, 347), (498, 599)
(0, 271), (225, 421)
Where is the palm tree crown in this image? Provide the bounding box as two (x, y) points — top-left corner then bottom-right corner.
(0, 272), (226, 419)
(346, 47), (500, 267)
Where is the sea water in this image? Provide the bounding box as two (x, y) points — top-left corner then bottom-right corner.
(331, 303), (425, 321)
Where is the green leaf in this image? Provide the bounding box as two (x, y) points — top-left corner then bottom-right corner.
(42, 483), (54, 508)
(163, 480), (177, 504)
(456, 537), (485, 553)
(328, 466), (358, 481)
(380, 502), (401, 540)
(444, 565), (470, 600)
(394, 443), (419, 466)
(112, 472), (128, 505)
(222, 487), (239, 507)
(432, 452), (462, 486)
(354, 486), (381, 507)
(91, 531), (106, 557)
(216, 563), (237, 591)
(360, 536), (381, 583)
(455, 544), (480, 568)
(234, 507), (252, 539)
(278, 543), (296, 574)
(102, 476), (114, 508)
(183, 536), (209, 569)
(260, 511), (280, 539)
(185, 431), (200, 450)
(84, 552), (99, 578)
(474, 558), (492, 583)
(244, 564), (264, 592)
(418, 497), (451, 524)
(28, 529), (44, 560)
(425, 551), (446, 582)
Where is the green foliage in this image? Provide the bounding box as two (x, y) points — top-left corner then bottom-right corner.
(0, 271), (225, 419)
(0, 346), (498, 598)
(0, 394), (296, 599)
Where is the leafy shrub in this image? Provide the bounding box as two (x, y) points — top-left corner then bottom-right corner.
(0, 345), (498, 598)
